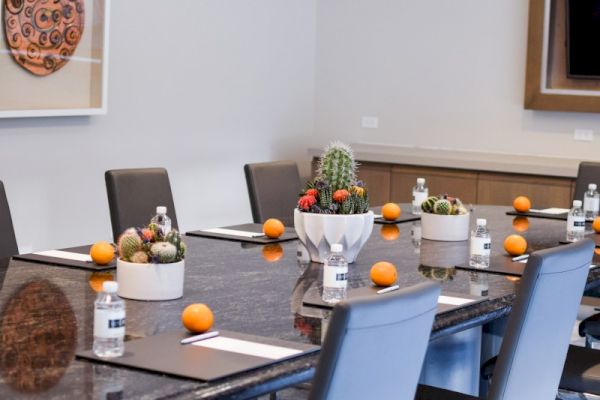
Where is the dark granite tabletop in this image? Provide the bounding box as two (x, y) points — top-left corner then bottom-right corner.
(0, 205), (599, 399)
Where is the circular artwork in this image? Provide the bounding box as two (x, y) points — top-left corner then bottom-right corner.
(3, 0), (85, 76)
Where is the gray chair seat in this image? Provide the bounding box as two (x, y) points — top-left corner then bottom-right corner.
(560, 345), (600, 395)
(574, 161), (600, 202)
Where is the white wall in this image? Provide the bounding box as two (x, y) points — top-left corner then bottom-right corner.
(0, 0), (316, 251)
(315, 0), (600, 158)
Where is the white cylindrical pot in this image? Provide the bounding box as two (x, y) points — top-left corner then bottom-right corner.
(421, 213), (470, 241)
(117, 259), (184, 301)
(294, 209), (374, 263)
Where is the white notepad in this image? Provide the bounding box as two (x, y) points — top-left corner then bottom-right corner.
(529, 208), (570, 215)
(373, 214), (383, 219)
(34, 250), (92, 262)
(201, 228), (266, 238)
(438, 295), (474, 306)
(192, 336), (302, 360)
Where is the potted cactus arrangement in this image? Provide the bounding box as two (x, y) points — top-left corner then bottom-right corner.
(294, 142), (374, 263)
(116, 223), (186, 301)
(420, 194), (470, 241)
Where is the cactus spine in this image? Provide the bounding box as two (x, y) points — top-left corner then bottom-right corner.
(317, 141), (357, 191)
(433, 199), (452, 215)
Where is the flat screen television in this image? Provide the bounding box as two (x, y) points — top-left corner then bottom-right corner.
(567, 0), (600, 79)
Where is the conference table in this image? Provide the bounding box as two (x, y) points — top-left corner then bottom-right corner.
(0, 205), (599, 399)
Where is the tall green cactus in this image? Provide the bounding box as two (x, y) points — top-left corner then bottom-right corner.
(317, 141), (357, 191)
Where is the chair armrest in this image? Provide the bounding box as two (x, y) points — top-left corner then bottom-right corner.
(579, 313), (600, 338)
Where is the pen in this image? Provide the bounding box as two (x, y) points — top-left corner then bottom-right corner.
(180, 330), (220, 344)
(377, 285), (400, 295)
(512, 254), (529, 262)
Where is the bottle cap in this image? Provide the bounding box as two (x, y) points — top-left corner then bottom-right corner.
(103, 281), (118, 293)
(573, 200), (582, 207)
(156, 206), (167, 215)
(331, 243), (343, 253)
(590, 183), (597, 190)
(417, 178), (425, 184)
(476, 218), (487, 226)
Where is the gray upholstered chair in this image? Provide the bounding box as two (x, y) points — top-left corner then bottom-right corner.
(574, 161), (600, 202)
(308, 281), (441, 400)
(0, 181), (18, 260)
(416, 239), (595, 400)
(244, 161), (301, 226)
(105, 168), (178, 242)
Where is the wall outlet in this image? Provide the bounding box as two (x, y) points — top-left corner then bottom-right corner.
(361, 116), (379, 129)
(574, 129), (594, 141)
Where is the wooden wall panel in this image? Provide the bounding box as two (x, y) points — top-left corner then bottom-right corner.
(390, 166), (478, 205)
(477, 172), (572, 208)
(357, 162), (391, 207)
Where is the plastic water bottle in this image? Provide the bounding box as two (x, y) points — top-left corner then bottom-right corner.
(412, 178), (429, 214)
(150, 206), (172, 236)
(567, 200), (586, 242)
(469, 218), (491, 268)
(322, 244), (348, 304)
(93, 281), (125, 358)
(584, 184), (600, 221)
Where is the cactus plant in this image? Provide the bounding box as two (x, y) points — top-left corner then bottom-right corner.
(433, 199), (452, 215)
(317, 141), (357, 191)
(118, 230), (142, 261)
(150, 242), (177, 263)
(421, 196), (438, 213)
(118, 222), (185, 264)
(130, 251), (149, 264)
(421, 194), (469, 216)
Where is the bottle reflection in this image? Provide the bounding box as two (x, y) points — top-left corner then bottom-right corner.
(296, 243), (311, 268)
(469, 272), (489, 297)
(411, 222), (422, 254)
(92, 364), (124, 399)
(0, 279), (77, 393)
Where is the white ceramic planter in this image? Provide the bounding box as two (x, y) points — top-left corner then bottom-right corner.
(294, 209), (374, 263)
(421, 212), (470, 241)
(116, 259), (184, 301)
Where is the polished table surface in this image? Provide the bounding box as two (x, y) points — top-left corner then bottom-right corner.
(1, 205), (599, 399)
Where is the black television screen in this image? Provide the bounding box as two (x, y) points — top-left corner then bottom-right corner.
(567, 0), (600, 79)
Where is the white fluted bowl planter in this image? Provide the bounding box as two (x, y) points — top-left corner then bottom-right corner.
(294, 209), (374, 263)
(116, 259), (184, 301)
(421, 212), (470, 241)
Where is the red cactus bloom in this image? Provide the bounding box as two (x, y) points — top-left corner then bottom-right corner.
(298, 195), (317, 211)
(141, 228), (154, 241)
(333, 189), (350, 203)
(305, 188), (318, 197)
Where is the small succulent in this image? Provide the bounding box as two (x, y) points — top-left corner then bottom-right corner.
(421, 194), (468, 216)
(150, 242), (177, 263)
(118, 229), (142, 261)
(118, 222), (185, 264)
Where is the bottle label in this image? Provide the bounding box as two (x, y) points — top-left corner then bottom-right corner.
(567, 216), (586, 232)
(470, 237), (491, 257)
(323, 265), (348, 288)
(584, 197), (600, 213)
(94, 309), (126, 338)
(412, 190), (428, 208)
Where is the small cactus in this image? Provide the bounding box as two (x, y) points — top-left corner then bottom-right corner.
(421, 196), (438, 213)
(433, 199), (452, 215)
(317, 141), (357, 191)
(118, 229), (142, 261)
(130, 251), (149, 264)
(150, 242), (177, 263)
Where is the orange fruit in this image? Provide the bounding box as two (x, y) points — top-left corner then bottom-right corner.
(594, 248), (600, 256)
(262, 243), (284, 262)
(88, 272), (114, 292)
(182, 303), (214, 333)
(593, 217), (600, 233)
(90, 241), (115, 265)
(381, 203), (401, 221)
(370, 261), (398, 287)
(263, 218), (285, 239)
(512, 216), (529, 233)
(513, 196), (531, 213)
(503, 234), (528, 256)
(380, 224), (400, 241)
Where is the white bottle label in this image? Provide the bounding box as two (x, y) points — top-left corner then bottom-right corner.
(94, 309), (125, 338)
(323, 265), (348, 288)
(567, 216), (586, 232)
(412, 190), (428, 208)
(470, 237), (491, 257)
(584, 197), (600, 213)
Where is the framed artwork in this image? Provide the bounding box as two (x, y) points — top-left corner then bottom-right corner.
(0, 0), (110, 118)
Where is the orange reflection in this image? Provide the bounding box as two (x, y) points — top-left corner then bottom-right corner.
(88, 271), (114, 292)
(262, 243), (284, 262)
(512, 216), (529, 233)
(380, 224), (400, 241)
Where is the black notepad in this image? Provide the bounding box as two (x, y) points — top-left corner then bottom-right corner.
(186, 223), (298, 244)
(374, 213), (421, 225)
(77, 330), (319, 382)
(302, 283), (485, 314)
(13, 245), (115, 271)
(506, 210), (568, 221)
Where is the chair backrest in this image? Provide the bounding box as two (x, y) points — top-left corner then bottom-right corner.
(105, 168), (178, 241)
(308, 281), (441, 400)
(574, 162), (600, 202)
(488, 239), (594, 400)
(0, 181), (18, 259)
(244, 161), (301, 226)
